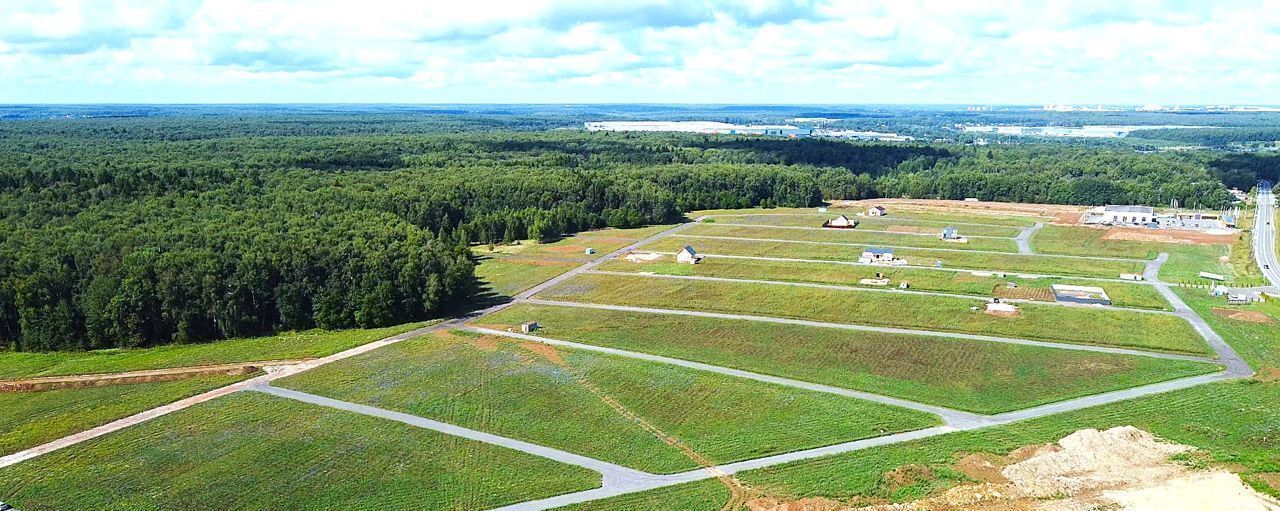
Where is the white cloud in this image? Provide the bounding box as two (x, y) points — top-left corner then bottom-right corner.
(0, 0), (1278, 103)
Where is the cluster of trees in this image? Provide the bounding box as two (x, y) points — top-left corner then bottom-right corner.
(0, 117), (1244, 351)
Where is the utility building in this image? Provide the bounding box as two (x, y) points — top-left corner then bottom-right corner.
(676, 245), (703, 264)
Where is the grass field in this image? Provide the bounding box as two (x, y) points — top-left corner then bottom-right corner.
(473, 225), (671, 297)
(564, 379), (1280, 509)
(0, 392), (599, 511)
(872, 209), (1045, 227)
(705, 214), (1024, 237)
(0, 322), (427, 380)
(1174, 287), (1280, 372)
(277, 330), (938, 474)
(684, 224), (1019, 252)
(538, 272), (1210, 355)
(598, 255), (1172, 310)
(0, 375), (245, 457)
(641, 236), (1146, 278)
(1032, 225), (1264, 284)
(475, 304), (1219, 414)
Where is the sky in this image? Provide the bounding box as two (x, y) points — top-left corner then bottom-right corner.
(2, 0), (1279, 104)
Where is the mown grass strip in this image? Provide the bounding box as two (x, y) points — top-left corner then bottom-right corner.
(686, 224), (1019, 252)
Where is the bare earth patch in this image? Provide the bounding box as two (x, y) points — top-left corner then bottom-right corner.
(1102, 227), (1237, 245)
(835, 198), (1080, 223)
(1212, 308), (1277, 324)
(756, 427), (1280, 511)
(624, 252), (664, 262)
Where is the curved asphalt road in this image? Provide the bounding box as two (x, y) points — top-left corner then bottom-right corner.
(1015, 222), (1043, 254)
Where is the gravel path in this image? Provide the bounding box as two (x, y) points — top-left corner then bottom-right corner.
(1016, 222), (1044, 254)
(671, 233), (1148, 262)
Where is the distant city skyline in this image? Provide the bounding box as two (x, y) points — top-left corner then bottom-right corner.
(2, 0), (1279, 104)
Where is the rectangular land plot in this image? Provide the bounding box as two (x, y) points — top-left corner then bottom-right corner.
(707, 214), (1024, 238)
(475, 304), (1220, 414)
(276, 330), (939, 474)
(0, 392), (599, 511)
(1, 322), (427, 379)
(599, 255), (1172, 311)
(684, 224), (1019, 252)
(0, 375), (244, 457)
(473, 225), (672, 297)
(1032, 225), (1245, 283)
(641, 236), (1146, 278)
(537, 273), (1211, 355)
(868, 209), (1045, 227)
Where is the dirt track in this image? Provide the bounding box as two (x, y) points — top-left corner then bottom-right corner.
(0, 360), (311, 393)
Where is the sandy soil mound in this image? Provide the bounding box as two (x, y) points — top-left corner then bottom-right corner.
(770, 426), (1280, 511)
(624, 252), (663, 262)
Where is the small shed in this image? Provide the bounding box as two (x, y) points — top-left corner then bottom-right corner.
(1119, 273), (1144, 281)
(676, 245), (702, 264)
(584, 247), (596, 255)
(1227, 294), (1249, 305)
(520, 321), (539, 334)
(940, 226), (960, 240)
(827, 215), (857, 228)
(867, 206), (887, 217)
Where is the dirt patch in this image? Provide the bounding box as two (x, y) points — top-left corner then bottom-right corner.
(1103, 227), (1237, 245)
(540, 244), (590, 254)
(624, 252), (664, 263)
(883, 464), (935, 491)
(518, 341), (565, 365)
(846, 426), (1280, 511)
(472, 335), (501, 351)
(955, 453), (1010, 484)
(1253, 473), (1280, 492)
(747, 497), (848, 511)
(993, 286), (1056, 302)
(1253, 367), (1280, 382)
(1212, 308), (1277, 324)
(840, 198), (1080, 221)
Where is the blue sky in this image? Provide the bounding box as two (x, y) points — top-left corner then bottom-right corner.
(2, 0), (1278, 104)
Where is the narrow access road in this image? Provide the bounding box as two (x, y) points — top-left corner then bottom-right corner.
(1015, 222), (1043, 254)
(1255, 182), (1280, 290)
(522, 298), (1216, 363)
(671, 234), (1150, 262)
(0, 219), (702, 471)
(464, 326), (988, 427)
(588, 269), (1179, 316)
(1145, 253), (1253, 377)
(252, 384), (665, 491)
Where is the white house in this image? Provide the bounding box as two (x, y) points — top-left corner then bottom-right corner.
(676, 245), (702, 264)
(940, 226), (961, 240)
(859, 247), (901, 265)
(867, 206), (887, 217)
(827, 215), (857, 228)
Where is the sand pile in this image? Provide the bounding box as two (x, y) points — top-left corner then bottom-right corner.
(779, 426), (1280, 511)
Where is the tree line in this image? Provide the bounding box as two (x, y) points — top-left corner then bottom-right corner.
(0, 117), (1241, 351)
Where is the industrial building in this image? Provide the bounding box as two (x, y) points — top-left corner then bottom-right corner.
(1051, 284), (1112, 305)
(584, 121), (812, 137)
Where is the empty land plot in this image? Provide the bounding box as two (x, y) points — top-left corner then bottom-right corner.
(599, 256), (1171, 311)
(473, 225), (672, 297)
(276, 331), (938, 474)
(537, 273), (1211, 355)
(709, 214), (1024, 237)
(476, 304), (1219, 414)
(641, 236), (1145, 279)
(563, 379), (1280, 510)
(0, 322), (427, 380)
(868, 209), (1044, 227)
(1033, 225), (1244, 283)
(0, 375), (245, 457)
(684, 224), (1019, 252)
(0, 392), (598, 511)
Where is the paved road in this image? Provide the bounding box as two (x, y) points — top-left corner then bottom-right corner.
(589, 269), (1178, 316)
(1145, 253), (1254, 377)
(1256, 182), (1280, 289)
(671, 233), (1149, 262)
(523, 298), (1215, 363)
(711, 222), (1011, 240)
(1015, 222), (1043, 254)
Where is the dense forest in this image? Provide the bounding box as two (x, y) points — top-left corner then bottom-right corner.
(0, 114), (1260, 351)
